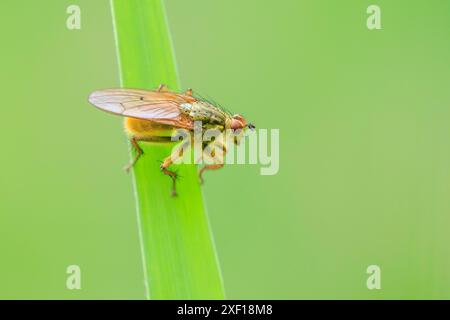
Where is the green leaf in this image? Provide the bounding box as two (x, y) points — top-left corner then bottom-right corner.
(110, 0), (225, 299)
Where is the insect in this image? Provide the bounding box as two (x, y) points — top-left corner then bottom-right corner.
(88, 84), (254, 196)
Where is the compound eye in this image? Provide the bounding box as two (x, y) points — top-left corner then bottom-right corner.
(230, 119), (242, 130)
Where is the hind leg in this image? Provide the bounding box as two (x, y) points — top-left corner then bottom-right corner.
(124, 136), (144, 173)
(124, 135), (173, 172)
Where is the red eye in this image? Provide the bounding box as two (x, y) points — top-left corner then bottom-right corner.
(230, 119), (242, 130)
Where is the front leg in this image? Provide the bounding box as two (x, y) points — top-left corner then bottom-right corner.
(198, 139), (227, 184)
(198, 164), (224, 184)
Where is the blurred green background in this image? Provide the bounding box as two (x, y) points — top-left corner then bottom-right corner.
(1, 0), (450, 299)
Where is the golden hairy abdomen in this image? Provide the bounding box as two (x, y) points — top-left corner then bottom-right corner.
(124, 117), (176, 138)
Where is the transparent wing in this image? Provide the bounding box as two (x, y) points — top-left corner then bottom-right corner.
(88, 89), (184, 119)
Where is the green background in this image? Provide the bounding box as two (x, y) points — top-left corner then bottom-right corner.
(1, 0), (450, 299)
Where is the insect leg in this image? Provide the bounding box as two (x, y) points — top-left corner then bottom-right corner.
(160, 158), (178, 197)
(198, 164), (224, 184)
(198, 139), (227, 184)
(157, 84), (168, 92)
(124, 135), (172, 172)
(160, 140), (190, 197)
(124, 136), (144, 172)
